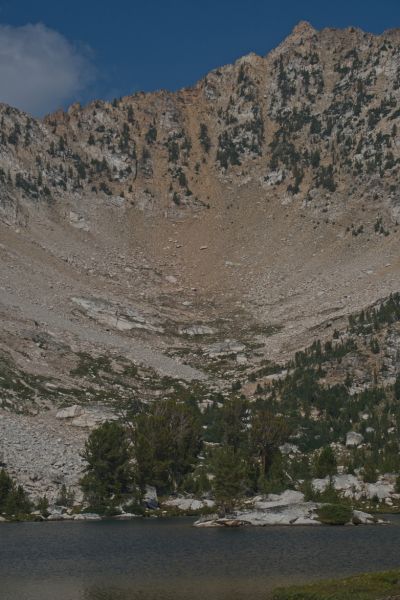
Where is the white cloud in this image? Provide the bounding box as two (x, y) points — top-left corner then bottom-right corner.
(0, 22), (94, 116)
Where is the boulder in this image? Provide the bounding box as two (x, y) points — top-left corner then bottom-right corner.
(30, 511), (45, 521)
(56, 405), (83, 419)
(181, 325), (215, 337)
(293, 516), (321, 526)
(163, 496), (215, 512)
(47, 513), (65, 521)
(216, 519), (247, 527)
(73, 513), (101, 521)
(195, 519), (224, 528)
(311, 477), (330, 492)
(196, 518), (247, 527)
(364, 481), (394, 500)
(279, 443), (300, 455)
(254, 490), (305, 510)
(352, 510), (380, 525)
(47, 506), (70, 521)
(333, 474), (363, 498)
(346, 432), (364, 447)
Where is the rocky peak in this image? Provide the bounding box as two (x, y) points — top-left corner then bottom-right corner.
(273, 20), (318, 52)
(290, 20), (317, 39)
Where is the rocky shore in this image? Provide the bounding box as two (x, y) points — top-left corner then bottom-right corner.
(193, 490), (385, 528)
(0, 487), (388, 525)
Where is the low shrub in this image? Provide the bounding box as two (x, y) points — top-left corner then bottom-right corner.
(317, 503), (352, 525)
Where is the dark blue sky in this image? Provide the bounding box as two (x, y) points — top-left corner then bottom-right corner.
(0, 0), (399, 113)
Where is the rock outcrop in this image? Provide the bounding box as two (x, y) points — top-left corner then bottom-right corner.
(194, 491), (384, 527)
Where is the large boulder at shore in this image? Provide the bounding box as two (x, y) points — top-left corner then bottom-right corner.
(73, 513), (101, 521)
(47, 513), (75, 521)
(196, 518), (248, 528)
(352, 510), (381, 525)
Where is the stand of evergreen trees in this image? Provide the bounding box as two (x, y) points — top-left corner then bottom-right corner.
(80, 397), (291, 515)
(0, 469), (32, 519)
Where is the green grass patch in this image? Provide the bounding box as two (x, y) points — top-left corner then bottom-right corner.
(272, 569), (400, 600)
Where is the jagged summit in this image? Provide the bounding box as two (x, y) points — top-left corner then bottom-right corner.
(268, 20), (318, 55)
(290, 20), (317, 37)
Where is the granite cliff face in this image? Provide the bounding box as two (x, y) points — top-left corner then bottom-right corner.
(1, 22), (400, 499)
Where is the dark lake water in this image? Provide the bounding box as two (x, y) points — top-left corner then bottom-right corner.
(1, 516), (400, 600)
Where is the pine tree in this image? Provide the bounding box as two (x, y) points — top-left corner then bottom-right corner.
(80, 422), (134, 509)
(313, 446), (337, 478)
(0, 469), (31, 516)
(210, 446), (248, 516)
(250, 410), (289, 476)
(132, 399), (201, 493)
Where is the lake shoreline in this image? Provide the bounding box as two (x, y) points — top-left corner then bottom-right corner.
(2, 489), (396, 525)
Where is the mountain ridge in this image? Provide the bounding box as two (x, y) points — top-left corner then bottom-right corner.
(1, 21), (400, 499)
(1, 20), (400, 364)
